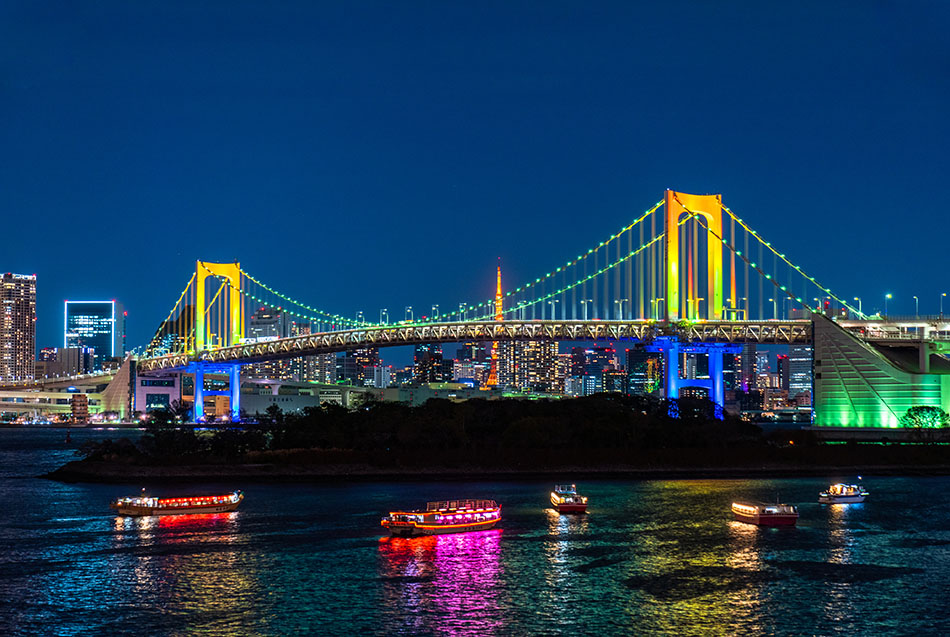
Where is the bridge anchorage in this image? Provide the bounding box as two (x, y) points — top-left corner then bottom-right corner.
(129, 190), (944, 429)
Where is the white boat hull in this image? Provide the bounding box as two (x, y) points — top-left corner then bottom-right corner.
(819, 495), (866, 504)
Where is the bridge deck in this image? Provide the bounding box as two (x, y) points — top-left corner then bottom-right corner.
(137, 319), (813, 372)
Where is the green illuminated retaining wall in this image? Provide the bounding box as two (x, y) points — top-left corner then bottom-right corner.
(813, 315), (950, 427)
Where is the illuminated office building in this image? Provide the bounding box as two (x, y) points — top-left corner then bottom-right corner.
(64, 300), (124, 368)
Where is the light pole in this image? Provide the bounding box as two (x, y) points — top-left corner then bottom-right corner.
(459, 302), (467, 321)
(547, 299), (559, 320)
(405, 306), (413, 322)
(380, 308), (388, 324)
(913, 296), (919, 318)
(356, 310), (364, 324)
(689, 297), (705, 319)
(768, 298), (777, 320)
(813, 298), (820, 313)
(431, 304), (439, 321)
(885, 293), (892, 316)
(614, 298), (628, 320)
(942, 293), (947, 318)
(853, 297), (862, 316)
(581, 299), (593, 321)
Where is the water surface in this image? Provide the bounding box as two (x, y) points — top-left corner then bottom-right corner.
(0, 429), (946, 635)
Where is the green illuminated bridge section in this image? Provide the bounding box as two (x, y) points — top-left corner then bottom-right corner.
(136, 319), (812, 372)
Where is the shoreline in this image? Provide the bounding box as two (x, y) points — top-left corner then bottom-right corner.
(44, 459), (950, 483)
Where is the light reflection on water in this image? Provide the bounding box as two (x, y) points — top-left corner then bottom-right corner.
(379, 530), (503, 636)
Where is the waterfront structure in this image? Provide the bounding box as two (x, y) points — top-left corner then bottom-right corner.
(0, 273), (36, 382)
(64, 300), (125, 368)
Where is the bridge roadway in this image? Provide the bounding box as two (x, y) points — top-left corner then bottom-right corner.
(136, 319), (813, 373)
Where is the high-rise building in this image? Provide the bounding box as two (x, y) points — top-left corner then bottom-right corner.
(776, 354), (790, 391)
(245, 306), (294, 380)
(339, 348), (380, 386)
(626, 347), (663, 395)
(0, 273), (36, 382)
(456, 342), (489, 362)
(788, 344), (813, 404)
(496, 341), (558, 392)
(739, 344), (758, 391)
(414, 343), (445, 383)
(64, 300), (125, 367)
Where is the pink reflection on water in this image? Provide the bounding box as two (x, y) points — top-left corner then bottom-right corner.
(379, 530), (504, 635)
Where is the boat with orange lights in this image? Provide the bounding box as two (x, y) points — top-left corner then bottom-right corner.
(731, 501), (798, 526)
(550, 484), (588, 513)
(110, 490), (244, 516)
(381, 499), (501, 537)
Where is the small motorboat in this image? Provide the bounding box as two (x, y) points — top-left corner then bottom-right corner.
(381, 499), (501, 537)
(819, 483), (868, 504)
(732, 501), (798, 526)
(550, 484), (588, 513)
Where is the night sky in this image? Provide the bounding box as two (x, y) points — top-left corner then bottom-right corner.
(2, 2), (948, 361)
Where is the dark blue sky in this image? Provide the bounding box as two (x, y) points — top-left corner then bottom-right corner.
(2, 2), (948, 360)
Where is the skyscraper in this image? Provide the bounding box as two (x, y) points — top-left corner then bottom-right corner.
(0, 273), (36, 381)
(64, 300), (125, 367)
(788, 344), (813, 405)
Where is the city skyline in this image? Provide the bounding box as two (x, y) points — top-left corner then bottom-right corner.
(3, 3), (949, 354)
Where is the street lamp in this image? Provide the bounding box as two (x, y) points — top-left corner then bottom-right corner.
(405, 306), (413, 322)
(580, 299), (593, 321)
(380, 308), (388, 324)
(356, 310), (364, 324)
(614, 298), (628, 320)
(768, 298), (777, 320)
(885, 293), (892, 316)
(431, 304), (439, 321)
(942, 293), (947, 318)
(547, 299), (560, 320)
(689, 297), (705, 319)
(853, 297), (862, 316)
(913, 296), (919, 318)
(459, 302), (467, 321)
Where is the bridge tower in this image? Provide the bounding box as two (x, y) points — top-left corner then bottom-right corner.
(193, 261), (244, 422)
(195, 261), (244, 351)
(665, 190), (724, 321)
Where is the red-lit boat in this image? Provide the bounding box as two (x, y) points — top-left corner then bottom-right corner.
(110, 490), (244, 516)
(732, 501), (798, 526)
(381, 499), (501, 537)
(551, 484), (588, 513)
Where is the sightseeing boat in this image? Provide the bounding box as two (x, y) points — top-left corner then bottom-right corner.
(819, 483), (868, 504)
(731, 501), (798, 526)
(550, 484), (588, 513)
(110, 490), (244, 516)
(381, 499), (501, 537)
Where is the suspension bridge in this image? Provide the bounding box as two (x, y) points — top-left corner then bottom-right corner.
(33, 189), (950, 427)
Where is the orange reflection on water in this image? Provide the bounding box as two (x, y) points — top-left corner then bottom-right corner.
(379, 530), (503, 635)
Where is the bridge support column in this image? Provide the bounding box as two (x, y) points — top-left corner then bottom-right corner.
(663, 339), (680, 400)
(709, 349), (724, 408)
(186, 362), (241, 423)
(193, 365), (205, 423)
(229, 365), (241, 422)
